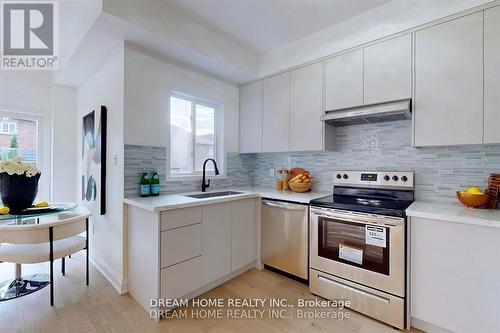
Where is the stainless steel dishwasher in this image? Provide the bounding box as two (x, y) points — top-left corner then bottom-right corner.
(261, 199), (308, 281)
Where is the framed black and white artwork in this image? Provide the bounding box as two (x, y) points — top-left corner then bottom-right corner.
(82, 105), (107, 215)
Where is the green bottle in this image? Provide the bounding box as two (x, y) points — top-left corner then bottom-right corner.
(140, 168), (151, 197)
(151, 169), (160, 196)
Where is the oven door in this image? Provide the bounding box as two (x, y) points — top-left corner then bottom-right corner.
(310, 207), (405, 297)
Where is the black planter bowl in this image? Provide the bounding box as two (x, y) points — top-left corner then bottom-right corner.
(0, 172), (41, 213)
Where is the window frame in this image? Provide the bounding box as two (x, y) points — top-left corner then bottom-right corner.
(167, 92), (224, 181)
(0, 110), (46, 199)
(0, 121), (17, 135)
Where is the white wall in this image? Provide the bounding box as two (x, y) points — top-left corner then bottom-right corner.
(52, 85), (76, 202)
(259, 0), (494, 77)
(104, 0), (258, 83)
(76, 44), (126, 293)
(59, 0), (102, 69)
(124, 45), (240, 153)
(0, 70), (53, 200)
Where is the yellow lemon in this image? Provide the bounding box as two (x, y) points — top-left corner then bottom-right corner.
(0, 207), (10, 215)
(466, 187), (482, 194)
(35, 201), (49, 208)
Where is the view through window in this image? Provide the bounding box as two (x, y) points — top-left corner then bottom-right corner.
(169, 95), (218, 176)
(0, 115), (39, 165)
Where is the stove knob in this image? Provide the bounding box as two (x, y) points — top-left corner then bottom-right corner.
(392, 175), (399, 181)
(336, 174), (342, 179)
(401, 175), (408, 182)
(343, 174), (349, 179)
(384, 175), (390, 181)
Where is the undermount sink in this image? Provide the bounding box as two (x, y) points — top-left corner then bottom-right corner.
(184, 191), (244, 199)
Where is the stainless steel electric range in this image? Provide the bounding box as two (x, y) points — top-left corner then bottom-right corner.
(309, 171), (414, 329)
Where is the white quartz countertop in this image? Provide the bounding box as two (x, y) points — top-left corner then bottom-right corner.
(234, 186), (330, 204)
(124, 186), (330, 212)
(406, 201), (500, 229)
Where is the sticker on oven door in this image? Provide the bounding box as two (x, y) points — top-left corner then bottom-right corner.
(339, 244), (363, 265)
(365, 225), (387, 248)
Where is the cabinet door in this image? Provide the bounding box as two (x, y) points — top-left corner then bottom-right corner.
(364, 34), (412, 105)
(262, 72), (290, 152)
(202, 203), (231, 285)
(240, 81), (263, 153)
(325, 49), (363, 111)
(414, 13), (483, 146)
(231, 199), (257, 271)
(290, 62), (324, 151)
(484, 6), (500, 144)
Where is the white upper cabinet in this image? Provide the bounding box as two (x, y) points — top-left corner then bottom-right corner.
(364, 34), (412, 105)
(239, 81), (263, 153)
(290, 62), (324, 151)
(414, 13), (484, 146)
(325, 49), (363, 111)
(262, 72), (290, 152)
(484, 6), (500, 144)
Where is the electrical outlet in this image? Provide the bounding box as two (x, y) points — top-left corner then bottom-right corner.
(113, 153), (118, 166)
(269, 168), (275, 178)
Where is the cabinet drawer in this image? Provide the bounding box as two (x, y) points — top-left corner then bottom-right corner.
(310, 268), (404, 329)
(160, 207), (202, 231)
(161, 223), (202, 268)
(161, 256), (202, 300)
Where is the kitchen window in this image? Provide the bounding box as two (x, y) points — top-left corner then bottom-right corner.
(168, 94), (223, 178)
(0, 121), (17, 135)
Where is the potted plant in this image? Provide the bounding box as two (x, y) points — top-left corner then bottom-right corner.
(0, 156), (41, 213)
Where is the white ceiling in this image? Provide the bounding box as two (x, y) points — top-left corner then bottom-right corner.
(162, 0), (391, 54)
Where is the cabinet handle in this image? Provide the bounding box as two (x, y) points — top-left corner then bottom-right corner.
(317, 274), (390, 304)
(262, 200), (306, 211)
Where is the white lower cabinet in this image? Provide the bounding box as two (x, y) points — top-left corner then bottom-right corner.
(202, 199), (258, 283)
(128, 199), (259, 313)
(202, 203), (232, 285)
(231, 199), (257, 271)
(160, 256), (202, 300)
(411, 217), (500, 332)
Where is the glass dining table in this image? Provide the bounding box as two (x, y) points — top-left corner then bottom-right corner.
(0, 202), (77, 301)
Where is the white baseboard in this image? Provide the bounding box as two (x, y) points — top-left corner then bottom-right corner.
(90, 254), (128, 295)
(411, 317), (454, 333)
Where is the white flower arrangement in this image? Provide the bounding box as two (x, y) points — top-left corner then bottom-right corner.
(0, 156), (40, 177)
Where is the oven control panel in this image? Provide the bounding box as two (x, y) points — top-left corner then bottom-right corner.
(333, 171), (414, 188)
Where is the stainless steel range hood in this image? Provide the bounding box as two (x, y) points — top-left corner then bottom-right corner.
(321, 99), (412, 127)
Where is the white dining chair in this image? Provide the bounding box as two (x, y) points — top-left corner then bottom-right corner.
(0, 206), (91, 306)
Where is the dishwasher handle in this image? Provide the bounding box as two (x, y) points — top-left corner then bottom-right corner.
(262, 200), (307, 211)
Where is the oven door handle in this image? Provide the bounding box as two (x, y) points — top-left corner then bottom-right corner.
(311, 208), (404, 226)
(317, 274), (390, 304)
(262, 200), (306, 211)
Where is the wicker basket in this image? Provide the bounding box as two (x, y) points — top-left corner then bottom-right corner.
(288, 181), (312, 193)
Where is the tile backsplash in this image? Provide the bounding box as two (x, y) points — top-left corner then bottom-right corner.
(124, 147), (254, 196)
(125, 120), (500, 202)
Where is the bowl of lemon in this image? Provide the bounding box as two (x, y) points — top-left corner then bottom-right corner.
(457, 187), (489, 208)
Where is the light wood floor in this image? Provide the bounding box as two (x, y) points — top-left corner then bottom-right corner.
(0, 253), (422, 333)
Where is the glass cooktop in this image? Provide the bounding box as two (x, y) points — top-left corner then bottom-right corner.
(310, 186), (414, 218)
